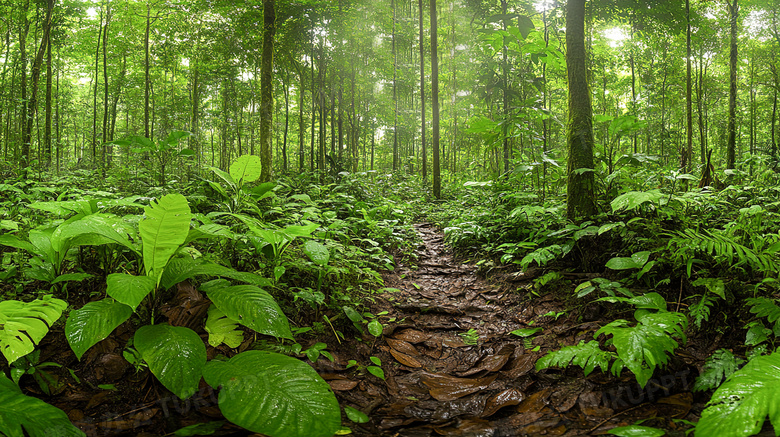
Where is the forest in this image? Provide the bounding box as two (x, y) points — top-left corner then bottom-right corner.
(1, 0), (780, 435)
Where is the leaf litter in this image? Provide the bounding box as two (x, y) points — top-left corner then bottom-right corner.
(330, 223), (702, 436)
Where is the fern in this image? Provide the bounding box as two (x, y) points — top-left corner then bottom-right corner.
(669, 229), (775, 274)
(746, 297), (780, 334)
(696, 351), (780, 437)
(596, 310), (687, 388)
(535, 340), (615, 376)
(520, 244), (570, 269)
(688, 278), (726, 328)
(693, 349), (745, 392)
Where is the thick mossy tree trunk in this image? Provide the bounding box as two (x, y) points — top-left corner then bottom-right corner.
(260, 0), (275, 182)
(565, 0), (596, 221)
(726, 0), (738, 169)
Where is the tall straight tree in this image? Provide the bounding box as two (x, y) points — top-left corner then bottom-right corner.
(22, 0), (54, 173)
(260, 0), (275, 182)
(431, 0), (440, 198)
(726, 0), (738, 169)
(419, 0), (426, 180)
(684, 0), (693, 171)
(565, 0), (596, 220)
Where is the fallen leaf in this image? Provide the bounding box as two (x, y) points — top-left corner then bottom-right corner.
(386, 338), (421, 356)
(328, 379), (359, 391)
(389, 348), (423, 368)
(422, 373), (498, 401)
(393, 328), (431, 343)
(482, 388), (525, 417)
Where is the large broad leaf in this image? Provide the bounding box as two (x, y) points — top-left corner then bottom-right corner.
(0, 296), (67, 364)
(696, 352), (780, 437)
(201, 280), (292, 339)
(202, 351), (340, 437)
(209, 167), (236, 190)
(596, 311), (687, 388)
(302, 241), (329, 266)
(204, 305), (243, 348)
(58, 215), (139, 256)
(229, 155), (263, 185)
(0, 234), (39, 257)
(610, 190), (665, 212)
(65, 299), (133, 360)
(140, 194), (191, 283)
(134, 325), (206, 399)
(106, 273), (156, 310)
(0, 374), (85, 437)
(160, 258), (271, 290)
(605, 251), (650, 270)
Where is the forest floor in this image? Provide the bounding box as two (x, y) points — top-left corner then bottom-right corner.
(15, 223), (714, 436)
(330, 223), (704, 437)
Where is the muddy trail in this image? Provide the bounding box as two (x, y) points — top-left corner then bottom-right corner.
(329, 223), (701, 437)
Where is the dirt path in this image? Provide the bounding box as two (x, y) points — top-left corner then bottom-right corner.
(331, 223), (697, 436)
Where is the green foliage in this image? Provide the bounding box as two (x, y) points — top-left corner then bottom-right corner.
(204, 305), (243, 348)
(607, 424), (665, 437)
(0, 374), (85, 437)
(694, 349), (745, 392)
(696, 352), (780, 437)
(667, 228), (775, 277)
(202, 351), (341, 437)
(597, 310), (687, 388)
(746, 297), (780, 335)
(134, 324), (207, 399)
(687, 278), (726, 328)
(200, 279), (293, 340)
(65, 298), (133, 360)
(0, 295), (66, 364)
(140, 193), (192, 284)
(535, 340), (614, 376)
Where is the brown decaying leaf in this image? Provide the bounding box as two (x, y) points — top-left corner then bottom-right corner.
(160, 281), (211, 331)
(392, 328), (431, 343)
(386, 338), (421, 356)
(456, 344), (514, 376)
(328, 379), (359, 391)
(389, 347), (423, 368)
(482, 388), (525, 417)
(422, 372), (498, 401)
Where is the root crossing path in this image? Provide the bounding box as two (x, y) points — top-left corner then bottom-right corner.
(327, 223), (695, 437)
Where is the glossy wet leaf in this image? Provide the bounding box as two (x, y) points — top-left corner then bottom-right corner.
(367, 366), (385, 380)
(607, 425), (665, 437)
(422, 373), (498, 401)
(302, 240), (330, 266)
(0, 295), (66, 364)
(65, 298), (132, 360)
(367, 320), (383, 337)
(106, 273), (156, 310)
(203, 351), (340, 437)
(140, 194), (191, 283)
(201, 280), (292, 339)
(134, 324), (206, 399)
(0, 374), (85, 437)
(696, 351), (780, 437)
(510, 327), (543, 337)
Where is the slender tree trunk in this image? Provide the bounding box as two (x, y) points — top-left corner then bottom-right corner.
(45, 14), (53, 167)
(92, 5), (103, 163)
(19, 1), (30, 170)
(419, 0), (426, 180)
(565, 0), (596, 221)
(431, 0), (441, 198)
(191, 57), (200, 170)
(283, 69), (289, 173)
(23, 0), (53, 174)
(144, 2), (152, 138)
(726, 0), (738, 169)
(501, 0), (509, 174)
(392, 0), (399, 171)
(260, 0), (275, 182)
(102, 1), (111, 175)
(683, 0), (693, 172)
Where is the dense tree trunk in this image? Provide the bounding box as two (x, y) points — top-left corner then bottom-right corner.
(565, 0), (596, 221)
(45, 16), (53, 167)
(102, 1), (111, 175)
(684, 0), (693, 172)
(144, 2), (152, 138)
(431, 0), (440, 198)
(726, 0), (738, 169)
(392, 0), (399, 171)
(501, 0), (509, 175)
(260, 0), (275, 182)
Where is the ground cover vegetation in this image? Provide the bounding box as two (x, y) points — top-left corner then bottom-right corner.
(0, 0), (779, 435)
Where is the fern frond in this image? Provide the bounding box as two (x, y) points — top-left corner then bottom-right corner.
(693, 349), (745, 392)
(670, 229), (776, 274)
(746, 297), (780, 334)
(696, 352), (780, 437)
(535, 340), (615, 376)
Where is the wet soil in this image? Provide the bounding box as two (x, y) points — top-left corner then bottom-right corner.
(329, 223), (703, 436)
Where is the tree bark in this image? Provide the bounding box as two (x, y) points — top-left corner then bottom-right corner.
(726, 0), (738, 169)
(260, 0), (275, 182)
(419, 0), (426, 180)
(22, 0), (53, 174)
(684, 0), (693, 172)
(565, 0), (596, 221)
(431, 0), (441, 198)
